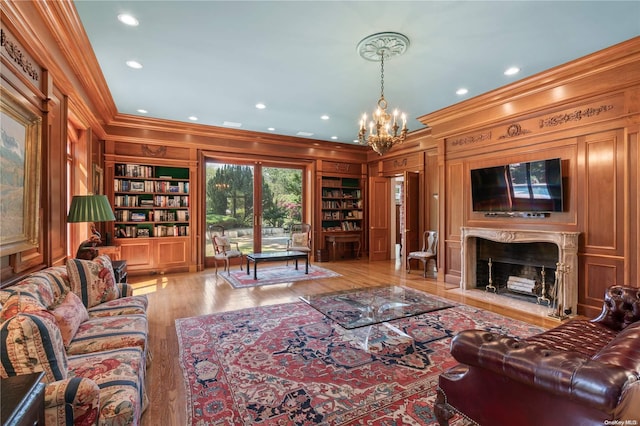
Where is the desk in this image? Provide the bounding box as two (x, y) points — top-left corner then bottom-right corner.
(1, 372), (45, 426)
(325, 234), (361, 261)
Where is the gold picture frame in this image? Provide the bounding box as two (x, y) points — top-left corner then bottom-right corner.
(0, 87), (42, 256)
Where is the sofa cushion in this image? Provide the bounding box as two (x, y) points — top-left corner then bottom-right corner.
(87, 295), (148, 318)
(0, 312), (68, 382)
(66, 313), (148, 356)
(67, 255), (120, 308)
(592, 321), (640, 373)
(51, 291), (89, 347)
(0, 267), (69, 309)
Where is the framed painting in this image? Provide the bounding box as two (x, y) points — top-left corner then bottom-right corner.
(93, 163), (104, 195)
(0, 87), (42, 256)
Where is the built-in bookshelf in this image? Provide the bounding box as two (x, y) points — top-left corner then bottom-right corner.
(321, 177), (363, 232)
(113, 163), (190, 239)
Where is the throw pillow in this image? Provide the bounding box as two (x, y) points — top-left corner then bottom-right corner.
(67, 255), (120, 308)
(0, 312), (69, 382)
(51, 291), (89, 347)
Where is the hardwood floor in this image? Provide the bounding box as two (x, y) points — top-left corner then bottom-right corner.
(134, 259), (561, 425)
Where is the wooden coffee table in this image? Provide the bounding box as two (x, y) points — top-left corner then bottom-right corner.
(246, 251), (309, 280)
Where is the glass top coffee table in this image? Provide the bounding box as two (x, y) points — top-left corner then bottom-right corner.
(300, 285), (453, 329)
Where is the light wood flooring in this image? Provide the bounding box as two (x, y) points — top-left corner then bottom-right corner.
(134, 259), (561, 425)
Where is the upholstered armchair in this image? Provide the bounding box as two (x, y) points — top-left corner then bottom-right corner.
(407, 230), (438, 277)
(287, 223), (312, 259)
(207, 225), (243, 275)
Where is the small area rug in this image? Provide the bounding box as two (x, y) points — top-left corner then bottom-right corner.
(220, 264), (341, 288)
(176, 293), (544, 425)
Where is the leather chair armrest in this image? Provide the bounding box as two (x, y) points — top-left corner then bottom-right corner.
(591, 285), (640, 331)
(450, 330), (638, 412)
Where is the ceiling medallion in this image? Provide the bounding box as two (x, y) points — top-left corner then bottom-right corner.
(356, 32), (409, 156)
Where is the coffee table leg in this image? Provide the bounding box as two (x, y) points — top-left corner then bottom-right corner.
(254, 260), (258, 280)
(246, 258), (250, 275)
(305, 256), (309, 274)
(295, 258), (299, 270)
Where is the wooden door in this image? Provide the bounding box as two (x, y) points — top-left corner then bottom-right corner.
(403, 171), (420, 258)
(369, 177), (390, 261)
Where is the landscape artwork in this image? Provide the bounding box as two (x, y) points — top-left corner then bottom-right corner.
(0, 111), (26, 243)
(0, 88), (41, 256)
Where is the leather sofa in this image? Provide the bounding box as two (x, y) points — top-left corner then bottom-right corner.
(434, 285), (640, 426)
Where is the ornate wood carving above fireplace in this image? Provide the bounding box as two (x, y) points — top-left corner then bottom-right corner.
(461, 227), (580, 316)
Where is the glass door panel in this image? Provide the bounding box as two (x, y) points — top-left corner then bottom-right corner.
(260, 167), (303, 252)
(205, 162), (254, 257)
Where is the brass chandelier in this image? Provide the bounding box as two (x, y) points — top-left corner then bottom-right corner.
(357, 32), (409, 156)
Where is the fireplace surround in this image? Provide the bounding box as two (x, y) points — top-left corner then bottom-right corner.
(461, 227), (580, 316)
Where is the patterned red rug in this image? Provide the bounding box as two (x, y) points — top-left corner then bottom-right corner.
(176, 296), (544, 425)
(220, 264), (341, 288)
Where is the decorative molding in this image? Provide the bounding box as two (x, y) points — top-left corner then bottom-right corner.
(538, 104), (614, 128)
(498, 123), (531, 139)
(393, 158), (408, 168)
(0, 29), (40, 82)
(450, 132), (491, 147)
(141, 144), (167, 157)
(332, 162), (352, 172)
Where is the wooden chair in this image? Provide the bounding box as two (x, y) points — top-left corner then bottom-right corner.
(207, 224), (243, 275)
(286, 223), (311, 262)
(407, 230), (438, 277)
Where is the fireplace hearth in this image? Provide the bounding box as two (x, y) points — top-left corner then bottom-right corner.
(461, 227), (580, 317)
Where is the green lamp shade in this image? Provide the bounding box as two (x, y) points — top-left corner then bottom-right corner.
(67, 194), (116, 223)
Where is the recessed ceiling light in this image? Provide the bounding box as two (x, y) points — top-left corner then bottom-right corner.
(137, 109), (147, 113)
(456, 88), (468, 95)
(255, 103), (266, 109)
(296, 131), (314, 137)
(321, 115), (330, 120)
(188, 116), (198, 121)
(331, 136), (338, 140)
(504, 66), (520, 76)
(267, 127), (275, 131)
(117, 14), (139, 26)
(223, 121), (242, 128)
(126, 60), (143, 69)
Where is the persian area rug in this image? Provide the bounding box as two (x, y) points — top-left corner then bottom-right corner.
(176, 296), (544, 425)
(220, 264), (341, 289)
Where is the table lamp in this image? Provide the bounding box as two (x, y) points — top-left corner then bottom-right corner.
(67, 194), (115, 259)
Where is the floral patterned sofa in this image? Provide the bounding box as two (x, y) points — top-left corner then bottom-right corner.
(0, 255), (150, 425)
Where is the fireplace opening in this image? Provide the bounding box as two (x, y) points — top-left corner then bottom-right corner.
(475, 239), (559, 304)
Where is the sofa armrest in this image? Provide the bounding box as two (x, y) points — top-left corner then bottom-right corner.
(450, 330), (639, 412)
(117, 282), (133, 297)
(44, 377), (100, 425)
(591, 285), (640, 331)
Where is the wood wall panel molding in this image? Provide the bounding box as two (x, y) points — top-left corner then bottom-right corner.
(0, 28), (40, 83)
(421, 37), (640, 138)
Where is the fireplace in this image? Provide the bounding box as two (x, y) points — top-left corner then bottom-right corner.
(461, 227), (580, 317)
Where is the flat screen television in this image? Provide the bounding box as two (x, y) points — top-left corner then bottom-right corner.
(471, 158), (563, 213)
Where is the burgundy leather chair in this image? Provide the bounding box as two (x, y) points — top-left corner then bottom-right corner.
(435, 285), (640, 426)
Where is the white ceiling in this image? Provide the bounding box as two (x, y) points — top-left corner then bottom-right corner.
(74, 1), (640, 145)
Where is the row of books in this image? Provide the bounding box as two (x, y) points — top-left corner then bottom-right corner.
(322, 200), (363, 209)
(115, 210), (189, 222)
(322, 222), (362, 231)
(114, 195), (189, 208)
(115, 164), (154, 178)
(115, 225), (189, 238)
(115, 179), (189, 194)
(322, 189), (361, 198)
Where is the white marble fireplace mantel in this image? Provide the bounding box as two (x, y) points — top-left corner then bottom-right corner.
(461, 227), (580, 316)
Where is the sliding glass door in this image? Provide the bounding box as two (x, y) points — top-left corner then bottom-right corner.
(205, 159), (303, 261)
